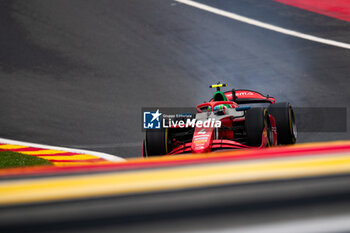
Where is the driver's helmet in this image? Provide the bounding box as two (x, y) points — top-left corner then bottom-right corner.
(213, 104), (227, 115)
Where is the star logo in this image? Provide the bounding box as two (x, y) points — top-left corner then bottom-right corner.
(143, 109), (162, 129)
(150, 109), (161, 122)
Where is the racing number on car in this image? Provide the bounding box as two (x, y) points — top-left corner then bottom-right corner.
(198, 129), (207, 134)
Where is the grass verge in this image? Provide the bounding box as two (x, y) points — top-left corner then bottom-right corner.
(0, 151), (52, 169)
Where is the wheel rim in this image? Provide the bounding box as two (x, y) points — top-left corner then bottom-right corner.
(266, 118), (273, 146)
(289, 106), (297, 143)
(165, 128), (168, 154)
(264, 109), (274, 146)
(143, 139), (148, 157)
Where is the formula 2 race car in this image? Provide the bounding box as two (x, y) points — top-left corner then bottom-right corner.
(143, 83), (297, 157)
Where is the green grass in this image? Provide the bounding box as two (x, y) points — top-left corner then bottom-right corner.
(0, 151), (52, 169)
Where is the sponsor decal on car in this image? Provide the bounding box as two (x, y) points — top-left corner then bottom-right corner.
(236, 91), (254, 96)
(193, 139), (208, 144)
(194, 137), (209, 141)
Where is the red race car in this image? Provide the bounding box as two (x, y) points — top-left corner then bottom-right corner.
(143, 83), (297, 157)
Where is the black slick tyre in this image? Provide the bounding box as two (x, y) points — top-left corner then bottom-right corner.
(268, 102), (297, 145)
(145, 128), (169, 156)
(245, 107), (273, 147)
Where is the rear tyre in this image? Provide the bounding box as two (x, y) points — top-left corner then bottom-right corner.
(145, 128), (169, 156)
(245, 108), (273, 147)
(268, 102), (297, 145)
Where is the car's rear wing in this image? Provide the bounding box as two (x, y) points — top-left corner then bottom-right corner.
(223, 89), (275, 104)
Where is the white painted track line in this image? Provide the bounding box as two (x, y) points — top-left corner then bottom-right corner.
(0, 138), (125, 162)
(63, 142), (140, 149)
(176, 0), (350, 50)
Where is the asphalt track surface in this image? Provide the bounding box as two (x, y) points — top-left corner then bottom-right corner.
(1, 1), (350, 232)
(1, 0), (350, 158)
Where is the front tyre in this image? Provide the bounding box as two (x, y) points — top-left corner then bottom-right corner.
(245, 107), (273, 147)
(268, 102), (297, 145)
(145, 128), (170, 156)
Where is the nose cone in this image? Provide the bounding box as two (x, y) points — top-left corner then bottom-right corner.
(191, 127), (214, 153)
(191, 145), (210, 154)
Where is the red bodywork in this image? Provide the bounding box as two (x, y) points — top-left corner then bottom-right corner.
(167, 90), (277, 155)
(225, 90), (275, 104)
